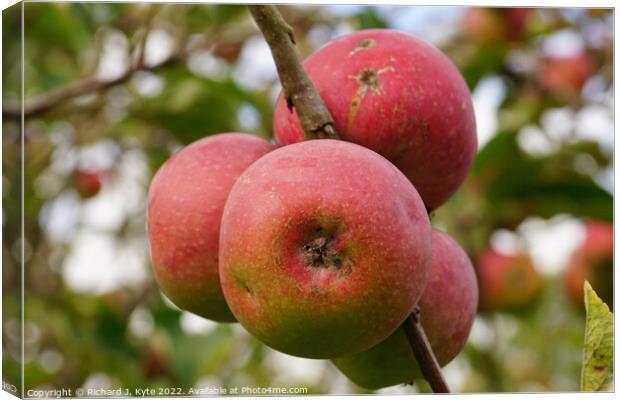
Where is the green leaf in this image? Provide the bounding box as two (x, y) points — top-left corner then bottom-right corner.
(354, 6), (389, 30)
(581, 281), (614, 391)
(472, 132), (613, 228)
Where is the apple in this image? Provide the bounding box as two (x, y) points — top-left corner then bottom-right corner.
(477, 248), (543, 312)
(564, 220), (613, 308)
(142, 344), (170, 379)
(74, 169), (102, 198)
(463, 8), (531, 43)
(538, 52), (595, 95)
(219, 139), (431, 359)
(332, 229), (478, 389)
(147, 133), (274, 322)
(273, 29), (477, 210)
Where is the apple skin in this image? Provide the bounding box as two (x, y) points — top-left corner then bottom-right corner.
(564, 220), (613, 309)
(538, 52), (595, 95)
(219, 139), (431, 359)
(74, 169), (102, 198)
(147, 133), (275, 322)
(463, 8), (530, 42)
(273, 29), (477, 210)
(477, 248), (543, 312)
(332, 229), (478, 389)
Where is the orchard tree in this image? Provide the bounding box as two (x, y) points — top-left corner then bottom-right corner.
(2, 3), (613, 395)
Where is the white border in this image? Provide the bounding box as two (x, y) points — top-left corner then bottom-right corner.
(0, 2), (617, 400)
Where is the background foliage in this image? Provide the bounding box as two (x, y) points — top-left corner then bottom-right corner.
(2, 4), (614, 394)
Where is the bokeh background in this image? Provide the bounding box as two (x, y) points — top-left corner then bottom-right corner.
(2, 3), (614, 395)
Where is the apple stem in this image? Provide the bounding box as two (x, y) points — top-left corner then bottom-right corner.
(248, 5), (339, 141)
(403, 307), (451, 393)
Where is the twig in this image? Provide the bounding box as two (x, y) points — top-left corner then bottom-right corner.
(136, 28), (150, 70)
(2, 51), (183, 120)
(402, 308), (450, 393)
(248, 5), (337, 140)
(135, 5), (158, 69)
(4, 5), (172, 121)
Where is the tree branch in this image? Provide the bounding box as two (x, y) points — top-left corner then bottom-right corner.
(402, 308), (450, 393)
(248, 5), (337, 140)
(2, 50), (183, 120)
(135, 4), (158, 69)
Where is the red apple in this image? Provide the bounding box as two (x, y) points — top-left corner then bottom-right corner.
(147, 133), (274, 322)
(219, 139), (431, 359)
(538, 52), (595, 95)
(463, 8), (531, 43)
(564, 220), (613, 308)
(74, 169), (102, 198)
(332, 229), (478, 389)
(477, 248), (543, 312)
(273, 29), (477, 210)
(142, 344), (170, 379)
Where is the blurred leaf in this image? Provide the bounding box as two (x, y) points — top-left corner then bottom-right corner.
(132, 68), (272, 145)
(473, 132), (613, 227)
(353, 7), (389, 30)
(24, 3), (93, 51)
(185, 4), (247, 33)
(22, 3), (99, 92)
(581, 281), (613, 392)
(71, 3), (129, 29)
(459, 44), (508, 89)
(2, 4), (22, 98)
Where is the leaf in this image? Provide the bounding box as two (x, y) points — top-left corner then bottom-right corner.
(354, 6), (389, 30)
(132, 69), (273, 145)
(581, 281), (614, 391)
(472, 132), (613, 228)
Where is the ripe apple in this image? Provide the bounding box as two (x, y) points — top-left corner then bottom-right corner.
(332, 229), (478, 389)
(219, 139), (431, 359)
(463, 8), (530, 43)
(564, 220), (613, 309)
(74, 169), (103, 198)
(538, 52), (595, 95)
(273, 29), (477, 210)
(477, 248), (543, 312)
(147, 133), (274, 322)
(142, 344), (170, 379)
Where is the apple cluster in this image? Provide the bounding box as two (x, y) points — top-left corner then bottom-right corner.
(147, 29), (478, 389)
